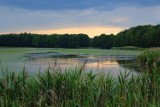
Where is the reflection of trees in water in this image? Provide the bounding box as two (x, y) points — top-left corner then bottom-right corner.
(116, 60), (141, 72)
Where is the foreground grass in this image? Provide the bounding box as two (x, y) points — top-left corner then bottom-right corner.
(0, 68), (160, 107)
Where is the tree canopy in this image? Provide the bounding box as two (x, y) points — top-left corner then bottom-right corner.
(0, 33), (90, 48)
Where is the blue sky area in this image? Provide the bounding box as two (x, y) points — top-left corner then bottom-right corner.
(0, 0), (160, 37)
(0, 0), (160, 10)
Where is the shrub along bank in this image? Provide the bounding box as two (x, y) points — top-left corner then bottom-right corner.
(138, 48), (160, 72)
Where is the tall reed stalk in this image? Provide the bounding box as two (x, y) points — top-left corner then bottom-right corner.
(0, 68), (160, 107)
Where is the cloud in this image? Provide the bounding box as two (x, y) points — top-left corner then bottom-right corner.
(0, 0), (160, 11)
(0, 5), (160, 36)
(111, 17), (129, 23)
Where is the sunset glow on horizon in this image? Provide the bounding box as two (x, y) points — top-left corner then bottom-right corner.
(30, 26), (123, 37)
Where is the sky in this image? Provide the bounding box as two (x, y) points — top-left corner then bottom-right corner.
(0, 0), (160, 37)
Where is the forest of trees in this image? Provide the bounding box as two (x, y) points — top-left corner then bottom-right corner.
(114, 24), (160, 47)
(0, 33), (90, 48)
(0, 24), (160, 48)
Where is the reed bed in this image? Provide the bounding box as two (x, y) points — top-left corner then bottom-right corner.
(0, 67), (160, 107)
(138, 48), (160, 71)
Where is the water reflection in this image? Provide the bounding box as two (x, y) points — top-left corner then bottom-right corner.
(23, 57), (139, 77)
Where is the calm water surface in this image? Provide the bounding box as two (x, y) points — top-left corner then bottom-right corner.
(4, 56), (139, 77)
(0, 51), (140, 77)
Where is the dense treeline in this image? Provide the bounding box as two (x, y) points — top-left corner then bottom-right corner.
(0, 24), (160, 48)
(91, 24), (160, 48)
(0, 33), (90, 48)
(91, 34), (115, 49)
(114, 24), (160, 48)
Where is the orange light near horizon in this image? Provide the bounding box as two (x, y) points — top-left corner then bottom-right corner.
(31, 26), (123, 37)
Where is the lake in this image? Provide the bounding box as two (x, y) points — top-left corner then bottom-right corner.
(0, 48), (143, 77)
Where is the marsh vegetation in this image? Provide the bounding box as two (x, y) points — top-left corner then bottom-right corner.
(0, 47), (160, 106)
(0, 68), (160, 107)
